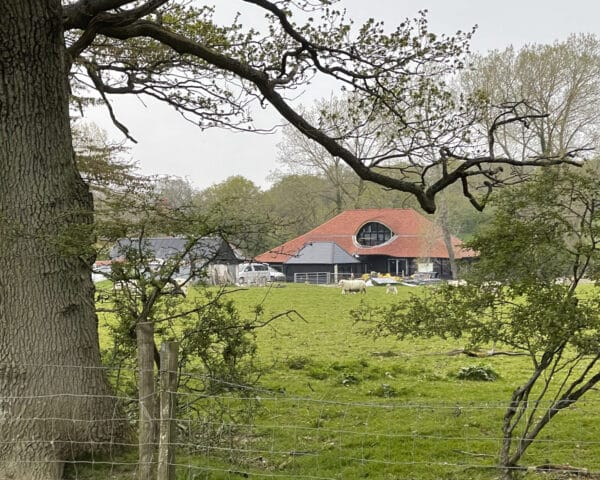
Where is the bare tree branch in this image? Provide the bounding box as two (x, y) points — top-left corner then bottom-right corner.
(63, 1), (592, 213)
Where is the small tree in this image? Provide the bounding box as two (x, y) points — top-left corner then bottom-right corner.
(96, 185), (291, 477)
(106, 242), (260, 479)
(194, 175), (282, 257)
(263, 174), (337, 242)
(355, 164), (600, 478)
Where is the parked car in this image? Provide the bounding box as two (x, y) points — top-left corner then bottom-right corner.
(237, 263), (286, 284)
(267, 266), (286, 282)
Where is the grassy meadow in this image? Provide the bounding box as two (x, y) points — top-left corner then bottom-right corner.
(87, 283), (600, 480)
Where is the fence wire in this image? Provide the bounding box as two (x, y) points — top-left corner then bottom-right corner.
(0, 363), (599, 479)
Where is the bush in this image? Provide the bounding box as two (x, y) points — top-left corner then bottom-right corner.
(456, 364), (498, 382)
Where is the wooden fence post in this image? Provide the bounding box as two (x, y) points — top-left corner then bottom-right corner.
(157, 341), (178, 480)
(137, 321), (157, 480)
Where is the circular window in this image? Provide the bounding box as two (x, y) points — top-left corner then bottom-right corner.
(356, 222), (393, 247)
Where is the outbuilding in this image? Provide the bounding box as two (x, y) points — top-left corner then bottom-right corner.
(110, 236), (241, 285)
(255, 209), (475, 281)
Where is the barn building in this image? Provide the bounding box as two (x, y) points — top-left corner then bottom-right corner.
(255, 209), (475, 282)
(109, 236), (241, 284)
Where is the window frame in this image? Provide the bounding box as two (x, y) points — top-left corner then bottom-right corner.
(355, 221), (394, 247)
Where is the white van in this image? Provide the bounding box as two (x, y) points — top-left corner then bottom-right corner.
(237, 263), (285, 284)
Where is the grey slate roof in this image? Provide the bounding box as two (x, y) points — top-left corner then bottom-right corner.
(110, 237), (239, 264)
(285, 241), (360, 265)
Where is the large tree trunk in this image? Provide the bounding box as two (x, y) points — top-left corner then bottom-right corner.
(0, 2), (120, 478)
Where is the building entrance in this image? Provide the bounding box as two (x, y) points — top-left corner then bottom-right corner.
(387, 258), (409, 277)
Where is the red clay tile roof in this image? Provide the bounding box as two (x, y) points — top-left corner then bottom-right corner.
(255, 209), (476, 263)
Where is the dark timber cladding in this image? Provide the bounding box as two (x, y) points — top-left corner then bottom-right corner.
(284, 241), (361, 278)
(110, 237), (240, 264)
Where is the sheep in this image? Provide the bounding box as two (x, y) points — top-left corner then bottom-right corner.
(339, 279), (367, 295)
(385, 284), (398, 295)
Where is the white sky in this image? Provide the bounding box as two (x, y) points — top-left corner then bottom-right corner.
(88, 0), (600, 190)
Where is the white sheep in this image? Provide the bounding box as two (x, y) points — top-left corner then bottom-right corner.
(339, 279), (367, 295)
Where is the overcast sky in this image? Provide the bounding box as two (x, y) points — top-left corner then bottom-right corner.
(88, 0), (600, 190)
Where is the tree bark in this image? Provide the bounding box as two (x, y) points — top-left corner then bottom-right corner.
(0, 2), (120, 478)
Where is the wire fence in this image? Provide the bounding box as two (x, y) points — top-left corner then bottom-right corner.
(1, 357), (600, 480)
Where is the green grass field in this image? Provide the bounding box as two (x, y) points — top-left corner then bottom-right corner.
(84, 283), (600, 480)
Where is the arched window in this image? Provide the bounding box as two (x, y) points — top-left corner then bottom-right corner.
(356, 222), (393, 247)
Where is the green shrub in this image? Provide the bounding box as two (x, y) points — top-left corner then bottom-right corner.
(456, 363), (499, 382)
